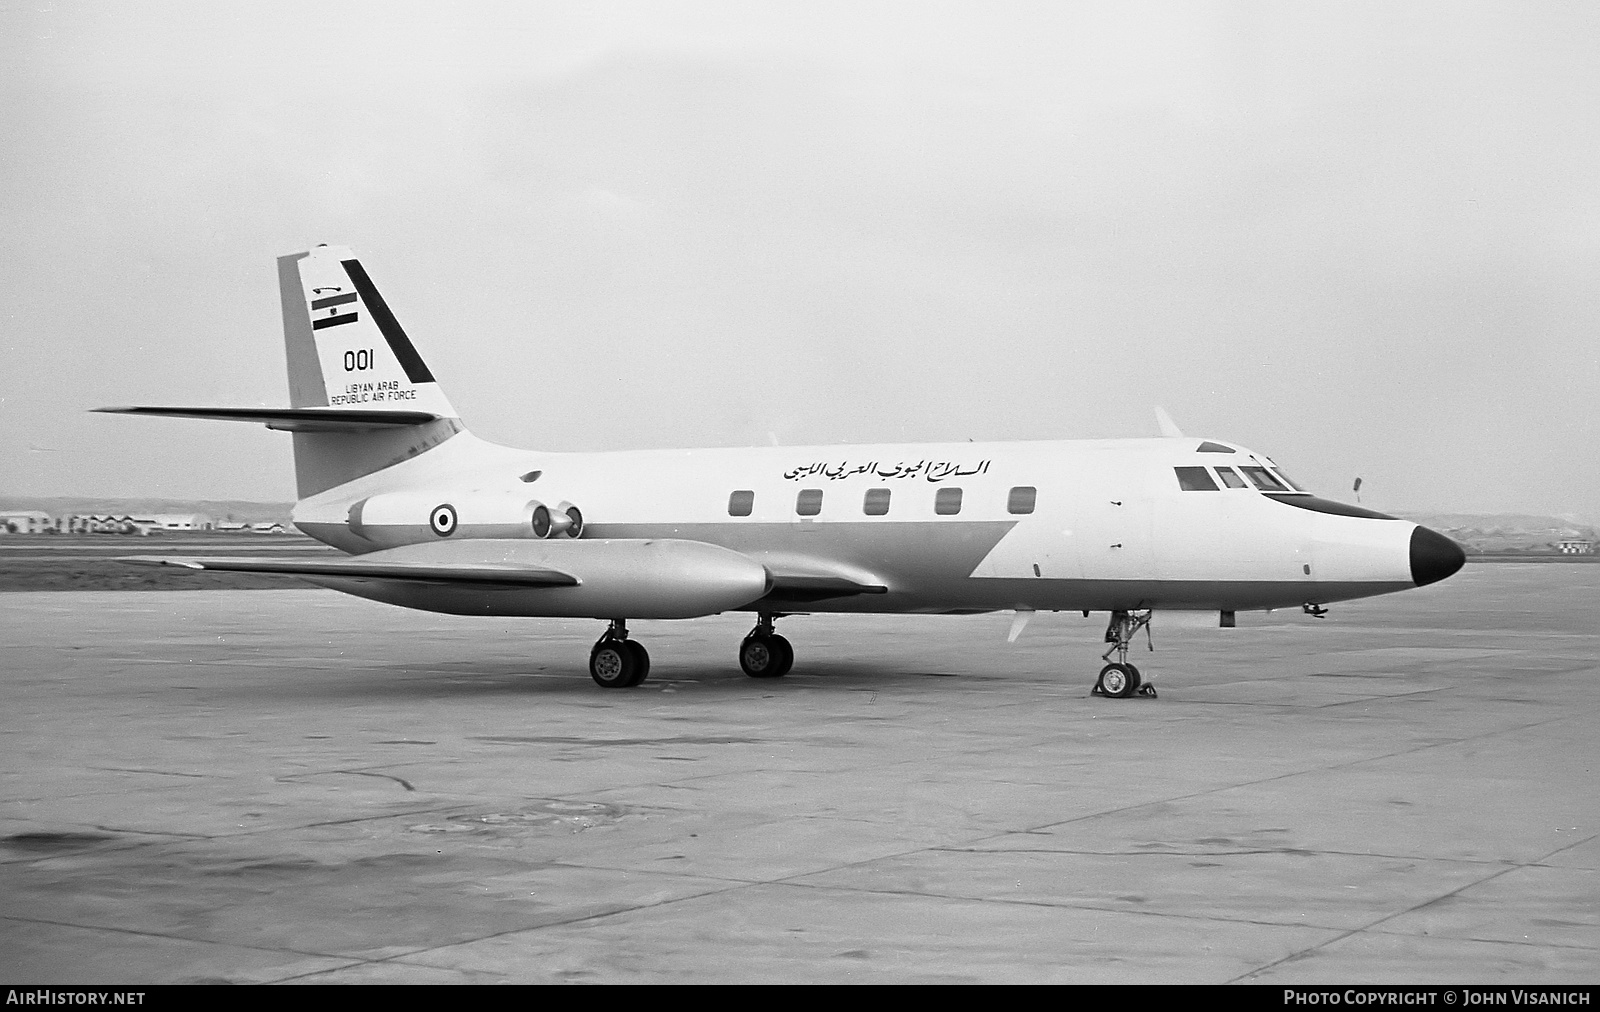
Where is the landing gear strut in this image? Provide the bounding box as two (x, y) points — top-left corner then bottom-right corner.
(590, 619), (649, 689)
(739, 613), (793, 679)
(1093, 609), (1157, 699)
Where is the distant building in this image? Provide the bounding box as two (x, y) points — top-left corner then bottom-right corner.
(0, 510), (55, 534)
(249, 522), (287, 534)
(142, 513), (214, 531)
(64, 514), (147, 534)
(1557, 539), (1592, 554)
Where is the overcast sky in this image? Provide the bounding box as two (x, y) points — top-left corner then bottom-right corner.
(3, 1), (1596, 519)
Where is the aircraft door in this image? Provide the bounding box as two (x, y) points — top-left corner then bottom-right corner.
(1073, 453), (1156, 584)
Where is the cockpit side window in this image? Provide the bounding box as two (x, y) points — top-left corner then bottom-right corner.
(1174, 466), (1219, 491)
(1270, 468), (1307, 492)
(1239, 466), (1288, 492)
(1214, 466), (1248, 489)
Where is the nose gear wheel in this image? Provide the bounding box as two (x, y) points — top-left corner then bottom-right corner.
(1092, 609), (1158, 698)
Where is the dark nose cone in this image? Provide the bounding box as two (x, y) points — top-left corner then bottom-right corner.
(1410, 525), (1466, 587)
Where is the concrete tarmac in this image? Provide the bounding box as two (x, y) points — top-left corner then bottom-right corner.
(1, 564), (1595, 984)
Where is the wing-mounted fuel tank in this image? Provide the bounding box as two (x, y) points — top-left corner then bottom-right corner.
(345, 492), (585, 550)
(304, 538), (773, 620)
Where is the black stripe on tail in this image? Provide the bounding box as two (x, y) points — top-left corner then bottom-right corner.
(340, 259), (436, 384)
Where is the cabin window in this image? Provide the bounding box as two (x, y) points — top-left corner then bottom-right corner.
(1214, 466), (1248, 489)
(728, 490), (754, 516)
(1239, 466), (1288, 492)
(863, 488), (891, 516)
(1007, 486), (1037, 514)
(1174, 466), (1219, 491)
(796, 488), (823, 516)
(934, 487), (963, 515)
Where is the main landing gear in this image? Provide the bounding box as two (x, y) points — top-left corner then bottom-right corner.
(1093, 609), (1158, 699)
(590, 619), (650, 689)
(589, 615), (794, 688)
(739, 613), (793, 679)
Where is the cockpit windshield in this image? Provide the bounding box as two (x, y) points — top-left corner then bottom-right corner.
(1238, 465), (1288, 492)
(1214, 466), (1248, 488)
(1269, 467), (1307, 492)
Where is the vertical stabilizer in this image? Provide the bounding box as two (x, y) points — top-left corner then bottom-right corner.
(279, 246), (465, 497)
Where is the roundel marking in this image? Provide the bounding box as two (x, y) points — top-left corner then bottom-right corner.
(429, 503), (458, 537)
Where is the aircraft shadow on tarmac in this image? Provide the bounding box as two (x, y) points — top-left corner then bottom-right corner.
(191, 657), (1007, 703)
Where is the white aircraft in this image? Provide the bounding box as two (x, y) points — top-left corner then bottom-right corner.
(100, 245), (1465, 696)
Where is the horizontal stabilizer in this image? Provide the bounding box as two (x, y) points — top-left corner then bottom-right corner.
(120, 555), (579, 588)
(95, 406), (442, 432)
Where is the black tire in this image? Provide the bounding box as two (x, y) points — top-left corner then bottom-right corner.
(624, 640), (650, 687)
(1125, 664), (1142, 692)
(1098, 662), (1136, 699)
(770, 634), (794, 677)
(590, 641), (635, 688)
(739, 635), (787, 678)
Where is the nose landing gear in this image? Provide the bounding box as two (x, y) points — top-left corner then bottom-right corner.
(590, 619), (650, 688)
(739, 612), (793, 679)
(1093, 609), (1157, 699)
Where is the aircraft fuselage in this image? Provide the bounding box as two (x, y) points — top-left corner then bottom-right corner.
(289, 431), (1453, 620)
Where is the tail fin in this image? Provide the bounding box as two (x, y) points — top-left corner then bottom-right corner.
(279, 246), (466, 497)
(99, 245), (469, 500)
(280, 245), (457, 416)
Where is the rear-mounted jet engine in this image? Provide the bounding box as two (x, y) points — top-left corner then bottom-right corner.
(346, 493), (584, 549)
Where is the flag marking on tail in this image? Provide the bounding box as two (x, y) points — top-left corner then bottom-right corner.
(310, 290), (359, 330)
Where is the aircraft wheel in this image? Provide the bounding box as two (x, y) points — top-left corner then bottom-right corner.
(1098, 662), (1137, 699)
(740, 635), (788, 678)
(624, 640), (651, 687)
(770, 634), (794, 677)
(1125, 664), (1142, 691)
(590, 640), (636, 689)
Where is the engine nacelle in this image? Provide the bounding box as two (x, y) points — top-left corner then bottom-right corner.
(347, 493), (584, 549)
(531, 502), (584, 539)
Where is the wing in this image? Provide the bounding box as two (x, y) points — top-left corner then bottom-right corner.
(125, 554), (879, 598)
(118, 538), (774, 620)
(121, 555), (577, 588)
